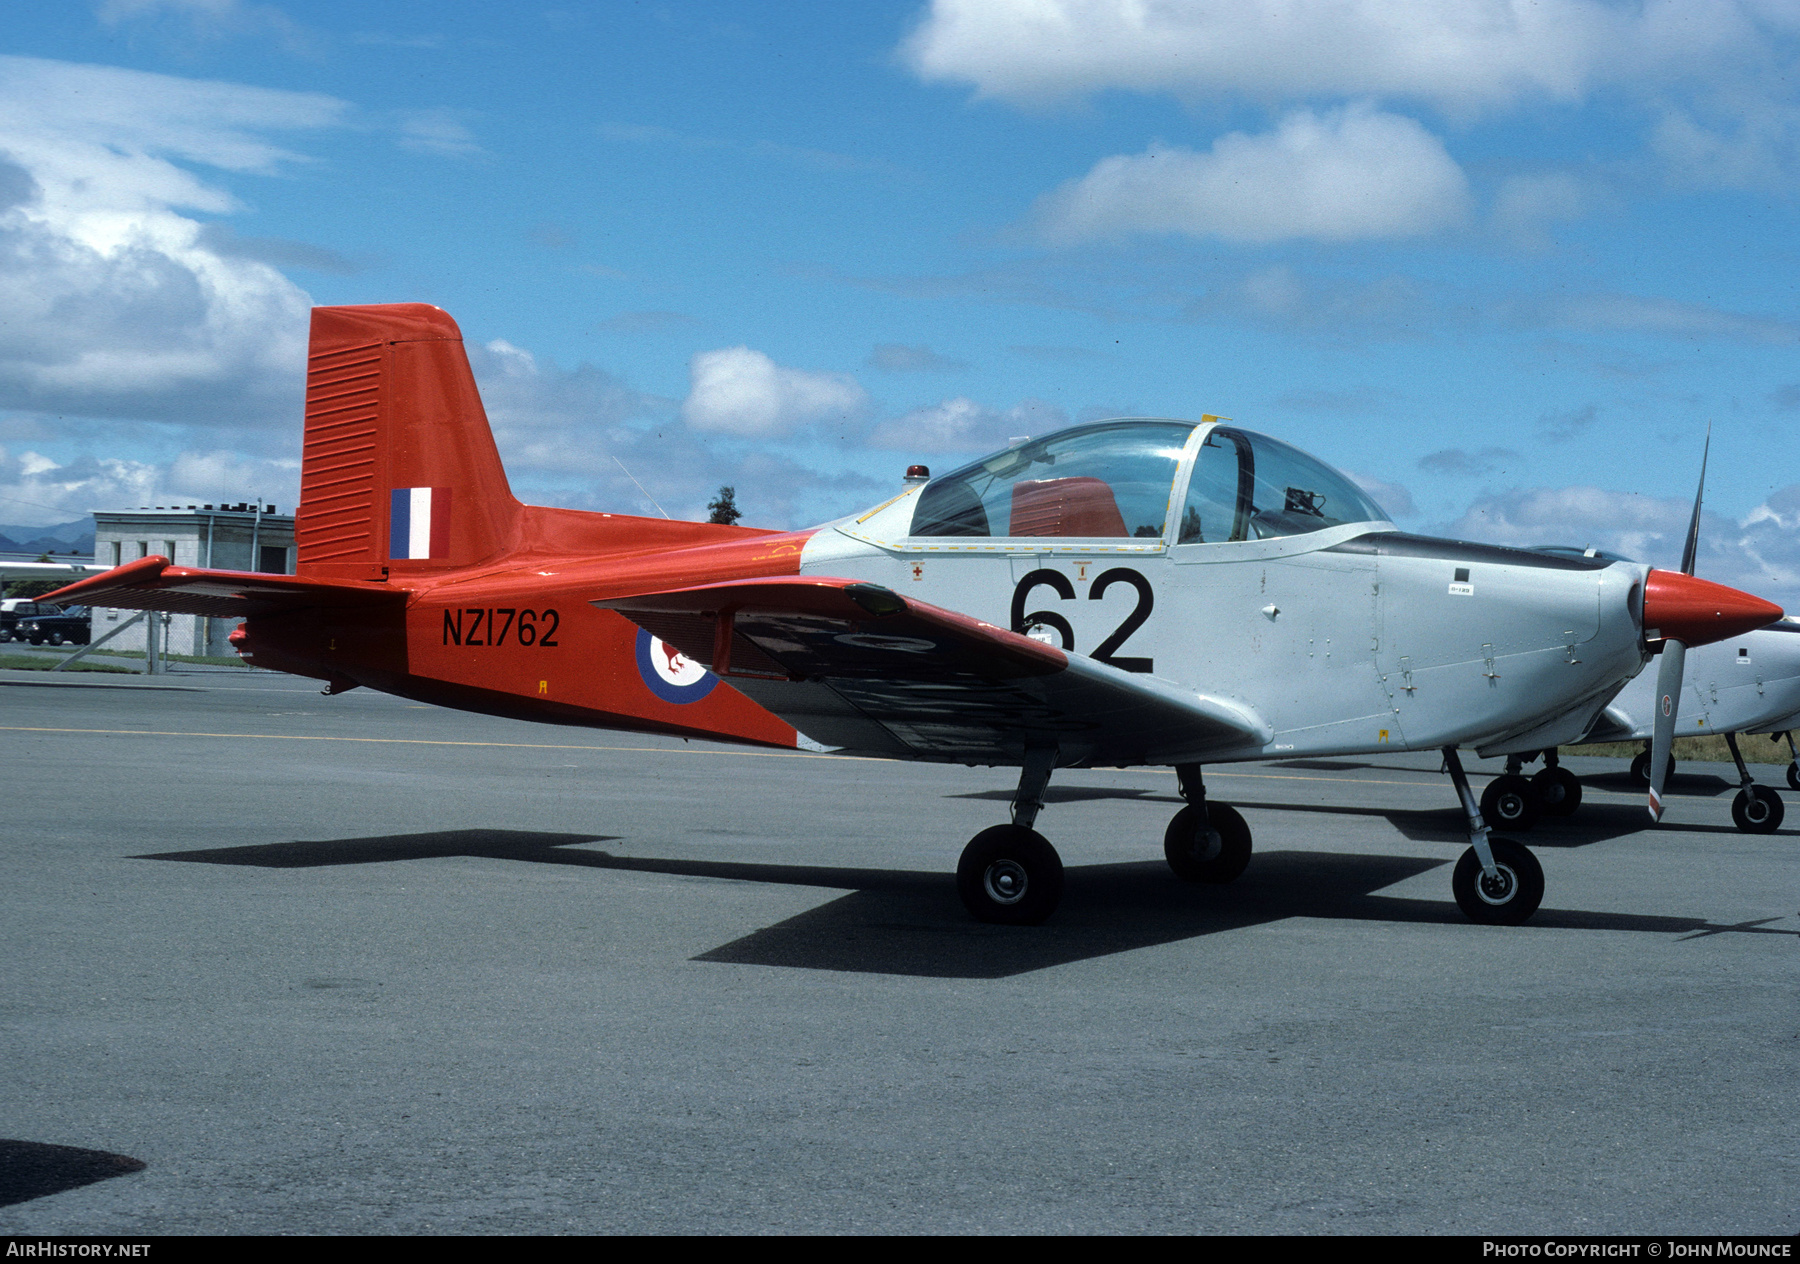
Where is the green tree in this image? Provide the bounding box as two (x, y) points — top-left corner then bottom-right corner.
(706, 485), (742, 526)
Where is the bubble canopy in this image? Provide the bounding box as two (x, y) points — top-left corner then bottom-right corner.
(1178, 426), (1389, 543)
(907, 419), (1388, 543)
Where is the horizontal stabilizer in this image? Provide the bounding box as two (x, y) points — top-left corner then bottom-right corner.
(39, 555), (401, 619)
(596, 577), (1271, 765)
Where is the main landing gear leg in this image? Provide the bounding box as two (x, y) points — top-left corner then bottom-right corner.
(1724, 732), (1785, 834)
(1163, 764), (1251, 882)
(957, 745), (1064, 925)
(1445, 747), (1543, 925)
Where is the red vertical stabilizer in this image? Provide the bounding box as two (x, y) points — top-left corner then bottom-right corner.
(297, 304), (523, 582)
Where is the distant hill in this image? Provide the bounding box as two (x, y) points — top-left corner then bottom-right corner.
(0, 518), (96, 557)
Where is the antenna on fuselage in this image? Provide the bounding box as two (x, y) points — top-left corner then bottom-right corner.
(610, 453), (671, 520)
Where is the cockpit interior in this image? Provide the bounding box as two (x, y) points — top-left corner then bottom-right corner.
(907, 419), (1388, 543)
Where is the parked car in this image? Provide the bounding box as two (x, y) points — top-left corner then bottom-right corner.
(0, 599), (50, 642)
(15, 606), (91, 646)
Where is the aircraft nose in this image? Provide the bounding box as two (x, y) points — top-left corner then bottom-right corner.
(1642, 570), (1783, 646)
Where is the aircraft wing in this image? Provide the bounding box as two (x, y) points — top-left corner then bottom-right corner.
(595, 578), (1271, 766)
(38, 555), (401, 618)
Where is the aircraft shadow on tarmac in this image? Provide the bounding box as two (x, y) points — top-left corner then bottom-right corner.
(138, 830), (1797, 979)
(949, 786), (1703, 848)
(0, 1140), (145, 1207)
(1583, 770), (1759, 798)
(136, 829), (621, 867)
(950, 786), (1177, 806)
(1220, 799), (1720, 848)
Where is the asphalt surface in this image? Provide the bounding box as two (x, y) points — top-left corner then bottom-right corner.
(0, 667), (1795, 1234)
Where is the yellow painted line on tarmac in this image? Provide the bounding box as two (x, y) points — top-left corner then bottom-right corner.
(0, 724), (1649, 797)
(0, 725), (883, 763)
(0, 724), (1421, 781)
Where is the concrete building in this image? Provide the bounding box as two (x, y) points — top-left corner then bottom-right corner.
(92, 504), (294, 656)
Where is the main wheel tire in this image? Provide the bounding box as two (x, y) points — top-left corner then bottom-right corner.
(956, 825), (1064, 925)
(1730, 785), (1785, 834)
(1786, 761), (1799, 793)
(1531, 766), (1583, 817)
(1452, 837), (1544, 925)
(1629, 750), (1675, 788)
(1479, 774), (1539, 832)
(1163, 803), (1253, 884)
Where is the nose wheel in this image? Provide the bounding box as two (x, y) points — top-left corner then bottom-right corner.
(1451, 836), (1544, 925)
(1722, 733), (1787, 834)
(1444, 747), (1544, 925)
(1731, 786), (1784, 833)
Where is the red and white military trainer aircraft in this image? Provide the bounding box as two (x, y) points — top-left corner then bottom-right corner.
(44, 304), (1784, 927)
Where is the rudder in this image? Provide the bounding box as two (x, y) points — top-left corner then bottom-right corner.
(297, 304), (522, 580)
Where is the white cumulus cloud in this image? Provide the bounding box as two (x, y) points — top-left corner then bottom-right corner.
(902, 0), (1783, 114)
(0, 444), (300, 526)
(1447, 484), (1800, 611)
(869, 395), (1070, 452)
(681, 346), (868, 436)
(0, 55), (350, 426)
(1033, 105), (1472, 244)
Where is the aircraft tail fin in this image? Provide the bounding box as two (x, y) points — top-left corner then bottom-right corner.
(297, 304), (523, 581)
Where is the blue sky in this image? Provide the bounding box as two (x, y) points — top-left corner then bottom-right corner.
(1, 1), (1797, 605)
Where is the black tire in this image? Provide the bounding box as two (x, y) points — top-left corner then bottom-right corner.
(1730, 786), (1785, 834)
(1786, 761), (1799, 793)
(1452, 837), (1544, 925)
(956, 825), (1063, 925)
(1163, 803), (1253, 884)
(1479, 774), (1539, 832)
(26, 634), (42, 646)
(1629, 749), (1675, 789)
(47, 631), (64, 646)
(1531, 766), (1583, 817)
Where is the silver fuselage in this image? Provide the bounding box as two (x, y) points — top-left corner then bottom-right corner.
(800, 420), (1651, 764)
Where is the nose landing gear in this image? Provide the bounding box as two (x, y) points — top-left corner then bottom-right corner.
(1723, 732), (1786, 834)
(1445, 747), (1543, 925)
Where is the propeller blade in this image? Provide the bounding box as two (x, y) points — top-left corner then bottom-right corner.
(1678, 426), (1709, 577)
(1647, 638), (1687, 821)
